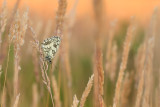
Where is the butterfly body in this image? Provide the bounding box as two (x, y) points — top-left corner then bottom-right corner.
(41, 36), (61, 62)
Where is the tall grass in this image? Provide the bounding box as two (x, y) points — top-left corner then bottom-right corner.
(0, 0), (159, 107)
(113, 18), (136, 107)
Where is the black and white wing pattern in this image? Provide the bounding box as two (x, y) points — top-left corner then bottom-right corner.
(41, 36), (61, 62)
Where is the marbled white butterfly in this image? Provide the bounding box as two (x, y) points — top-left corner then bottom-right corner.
(41, 36), (61, 63)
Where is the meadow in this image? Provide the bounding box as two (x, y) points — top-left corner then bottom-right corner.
(0, 0), (160, 107)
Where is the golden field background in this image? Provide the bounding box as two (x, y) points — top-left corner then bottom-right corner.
(0, 0), (160, 22)
(0, 0), (160, 107)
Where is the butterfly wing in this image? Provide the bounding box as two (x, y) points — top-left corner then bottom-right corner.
(41, 36), (61, 62)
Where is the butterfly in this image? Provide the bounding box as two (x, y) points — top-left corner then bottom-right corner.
(41, 36), (61, 63)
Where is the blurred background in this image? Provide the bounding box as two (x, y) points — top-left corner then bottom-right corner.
(0, 0), (160, 107)
(0, 0), (160, 22)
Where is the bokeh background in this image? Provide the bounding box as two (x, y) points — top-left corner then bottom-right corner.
(0, 0), (160, 107)
(0, 0), (160, 22)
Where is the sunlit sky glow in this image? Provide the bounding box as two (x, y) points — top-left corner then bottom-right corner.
(0, 0), (160, 23)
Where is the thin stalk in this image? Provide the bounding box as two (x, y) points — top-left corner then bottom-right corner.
(1, 43), (11, 107)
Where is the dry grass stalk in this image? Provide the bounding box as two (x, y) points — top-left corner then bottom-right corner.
(121, 72), (134, 107)
(0, 0), (21, 67)
(135, 31), (155, 107)
(0, 0), (7, 72)
(60, 62), (69, 107)
(9, 9), (28, 45)
(13, 43), (20, 98)
(93, 0), (105, 106)
(0, 67), (1, 74)
(1, 9), (28, 107)
(6, 0), (21, 29)
(0, 72), (2, 78)
(156, 71), (160, 107)
(158, 70), (160, 107)
(40, 45), (54, 107)
(0, 0), (7, 49)
(31, 25), (40, 82)
(0, 39), (8, 65)
(31, 21), (44, 82)
(135, 71), (144, 107)
(142, 36), (155, 107)
(52, 75), (61, 107)
(96, 46), (104, 97)
(60, 0), (78, 87)
(49, 0), (68, 103)
(155, 89), (159, 107)
(109, 42), (118, 81)
(93, 53), (99, 107)
(113, 19), (135, 107)
(30, 26), (54, 107)
(99, 95), (104, 107)
(135, 43), (146, 82)
(105, 21), (117, 80)
(93, 42), (104, 107)
(9, 9), (28, 98)
(47, 0), (68, 100)
(66, 0), (78, 27)
(95, 20), (104, 107)
(58, 0), (77, 105)
(32, 49), (40, 82)
(55, 0), (67, 37)
(61, 33), (72, 86)
(142, 8), (158, 107)
(1, 88), (6, 107)
(80, 74), (94, 107)
(157, 71), (160, 107)
(32, 84), (38, 107)
(13, 93), (20, 107)
(1, 40), (11, 107)
(135, 9), (157, 105)
(60, 38), (72, 105)
(94, 18), (104, 107)
(71, 95), (79, 107)
(93, 0), (104, 29)
(12, 11), (21, 96)
(135, 45), (146, 107)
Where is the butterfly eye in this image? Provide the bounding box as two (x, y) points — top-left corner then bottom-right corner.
(49, 60), (52, 63)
